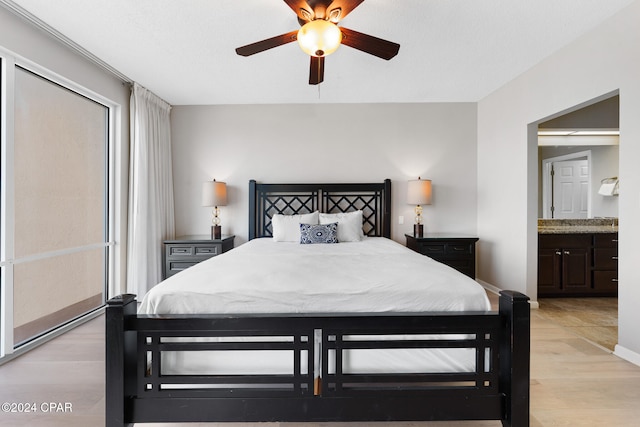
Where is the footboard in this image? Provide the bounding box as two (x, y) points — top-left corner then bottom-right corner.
(106, 291), (529, 427)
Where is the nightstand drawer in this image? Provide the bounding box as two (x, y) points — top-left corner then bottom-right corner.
(168, 244), (221, 257)
(442, 259), (475, 277)
(418, 242), (473, 257)
(446, 242), (474, 256)
(196, 246), (218, 255)
(166, 261), (199, 277)
(418, 243), (446, 256)
(194, 244), (221, 256)
(168, 245), (194, 256)
(163, 235), (234, 279)
(405, 234), (478, 279)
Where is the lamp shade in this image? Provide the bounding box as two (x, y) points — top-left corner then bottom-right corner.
(407, 178), (432, 205)
(202, 180), (228, 207)
(297, 19), (342, 57)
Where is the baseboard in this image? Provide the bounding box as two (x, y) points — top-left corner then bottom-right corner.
(476, 279), (539, 309)
(614, 345), (640, 367)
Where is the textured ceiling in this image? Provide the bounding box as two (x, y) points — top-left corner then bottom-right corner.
(5, 0), (636, 105)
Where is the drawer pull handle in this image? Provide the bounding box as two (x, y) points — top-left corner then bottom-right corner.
(612, 256), (618, 260)
(612, 278), (619, 282)
(563, 250), (570, 255)
(174, 249), (189, 254)
(555, 251), (562, 256)
(612, 239), (619, 242)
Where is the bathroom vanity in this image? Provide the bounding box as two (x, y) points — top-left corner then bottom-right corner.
(538, 219), (618, 297)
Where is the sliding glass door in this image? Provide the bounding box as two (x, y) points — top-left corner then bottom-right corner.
(12, 67), (108, 345)
(1, 52), (115, 355)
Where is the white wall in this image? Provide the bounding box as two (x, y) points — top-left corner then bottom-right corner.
(171, 103), (477, 245)
(0, 6), (131, 293)
(477, 0), (640, 363)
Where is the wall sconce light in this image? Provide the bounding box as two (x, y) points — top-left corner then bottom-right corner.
(202, 179), (228, 240)
(407, 177), (432, 237)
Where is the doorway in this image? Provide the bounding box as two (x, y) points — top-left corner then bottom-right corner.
(532, 92), (619, 349)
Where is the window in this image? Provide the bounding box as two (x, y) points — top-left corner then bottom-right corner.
(1, 52), (116, 359)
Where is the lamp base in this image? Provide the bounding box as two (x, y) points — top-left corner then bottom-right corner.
(413, 224), (424, 238)
(211, 225), (222, 240)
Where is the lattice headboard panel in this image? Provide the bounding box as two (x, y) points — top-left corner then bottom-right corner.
(249, 180), (391, 240)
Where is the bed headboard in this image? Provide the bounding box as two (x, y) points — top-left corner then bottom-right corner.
(249, 179), (391, 240)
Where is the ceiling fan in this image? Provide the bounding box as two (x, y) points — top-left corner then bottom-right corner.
(235, 0), (400, 85)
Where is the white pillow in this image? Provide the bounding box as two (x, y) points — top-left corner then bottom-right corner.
(319, 210), (364, 242)
(272, 211), (319, 242)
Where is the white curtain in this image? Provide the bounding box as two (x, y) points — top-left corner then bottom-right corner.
(127, 83), (175, 296)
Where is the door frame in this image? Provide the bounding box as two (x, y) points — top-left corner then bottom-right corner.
(541, 150), (592, 219)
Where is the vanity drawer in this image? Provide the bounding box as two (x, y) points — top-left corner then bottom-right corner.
(594, 233), (618, 248)
(593, 248), (618, 269)
(593, 270), (618, 291)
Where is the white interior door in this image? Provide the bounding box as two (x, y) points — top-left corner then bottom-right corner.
(552, 160), (589, 219)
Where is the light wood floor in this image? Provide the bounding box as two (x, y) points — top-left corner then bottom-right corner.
(536, 297), (617, 351)
(1, 294), (640, 426)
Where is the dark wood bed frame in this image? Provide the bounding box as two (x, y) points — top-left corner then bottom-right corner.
(106, 179), (530, 426)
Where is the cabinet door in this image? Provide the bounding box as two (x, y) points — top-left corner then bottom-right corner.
(538, 248), (562, 295)
(562, 247), (591, 292)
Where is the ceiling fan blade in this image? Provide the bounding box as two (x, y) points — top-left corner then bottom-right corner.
(235, 30), (299, 56)
(327, 0), (365, 21)
(339, 27), (400, 60)
(309, 56), (325, 85)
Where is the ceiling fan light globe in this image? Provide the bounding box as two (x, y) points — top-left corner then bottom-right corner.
(297, 19), (342, 57)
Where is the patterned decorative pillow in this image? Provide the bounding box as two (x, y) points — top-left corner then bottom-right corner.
(300, 223), (339, 244)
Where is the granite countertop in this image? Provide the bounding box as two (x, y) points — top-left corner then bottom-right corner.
(538, 218), (618, 234)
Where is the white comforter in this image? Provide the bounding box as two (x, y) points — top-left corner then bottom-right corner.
(139, 237), (490, 315)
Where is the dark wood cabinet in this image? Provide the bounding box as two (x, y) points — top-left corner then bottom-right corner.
(405, 234), (478, 279)
(538, 234), (591, 296)
(592, 233), (618, 293)
(163, 235), (234, 279)
(538, 232), (617, 297)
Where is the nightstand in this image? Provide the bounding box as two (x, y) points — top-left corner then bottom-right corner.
(163, 235), (235, 279)
(405, 234), (479, 279)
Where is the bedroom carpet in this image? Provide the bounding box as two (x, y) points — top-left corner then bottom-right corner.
(536, 297), (617, 351)
(1, 293), (639, 426)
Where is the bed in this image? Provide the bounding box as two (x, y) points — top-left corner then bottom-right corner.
(106, 179), (530, 426)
